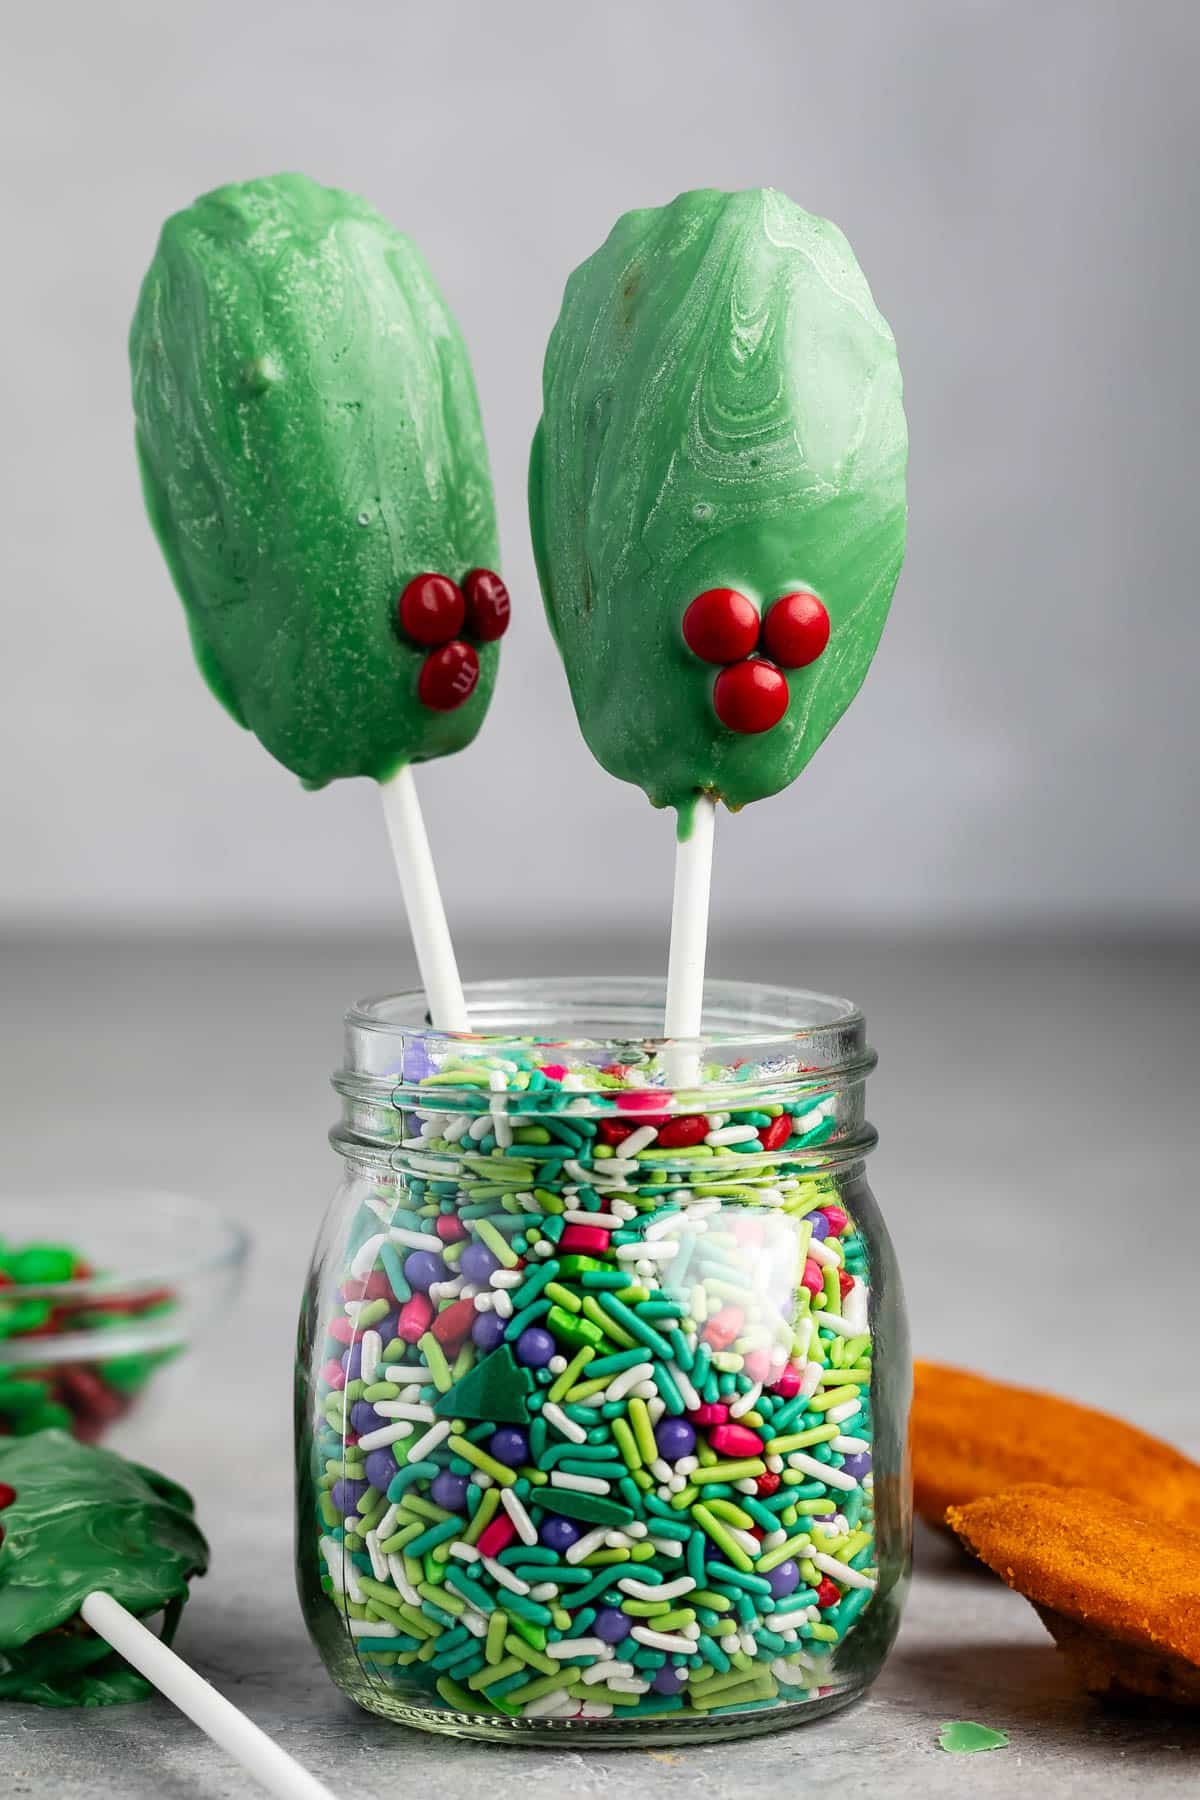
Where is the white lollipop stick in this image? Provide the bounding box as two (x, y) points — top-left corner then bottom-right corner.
(379, 764), (470, 1031)
(80, 1592), (335, 1800)
(664, 795), (716, 1082)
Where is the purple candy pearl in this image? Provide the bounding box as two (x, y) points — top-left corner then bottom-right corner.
(349, 1401), (382, 1436)
(404, 1250), (448, 1293)
(331, 1478), (368, 1515)
(472, 1313), (506, 1352)
(490, 1427), (529, 1467)
(365, 1449), (397, 1492)
(767, 1558), (802, 1599)
(840, 1451), (872, 1481)
(809, 1212), (831, 1242)
(430, 1471), (470, 1512)
(402, 1041), (437, 1083)
(651, 1664), (686, 1695)
(460, 1243), (500, 1285)
(374, 1311), (399, 1346)
(515, 1326), (556, 1368)
(593, 1607), (632, 1644)
(540, 1517), (581, 1552)
(654, 1417), (696, 1461)
(342, 1343), (364, 1381)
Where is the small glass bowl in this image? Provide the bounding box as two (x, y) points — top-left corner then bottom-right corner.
(0, 1193), (249, 1441)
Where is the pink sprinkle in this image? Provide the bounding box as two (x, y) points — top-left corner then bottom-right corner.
(702, 1306), (743, 1350)
(743, 1349), (772, 1385)
(540, 1064), (568, 1082)
(320, 1359), (345, 1388)
(435, 1215), (468, 1243)
(619, 1090), (669, 1120)
(771, 1362), (802, 1399)
(328, 1316), (354, 1346)
(709, 1422), (764, 1459)
(344, 1432), (359, 1447)
(689, 1403), (729, 1425)
(820, 1205), (848, 1235)
(559, 1224), (612, 1255)
(477, 1516), (517, 1558)
(800, 1260), (824, 1297)
(398, 1293), (434, 1343)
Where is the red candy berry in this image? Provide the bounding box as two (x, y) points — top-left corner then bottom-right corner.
(756, 1471), (781, 1497)
(398, 573), (465, 646)
(682, 588), (760, 665)
(598, 1119), (635, 1146)
(463, 568), (511, 641)
(762, 591), (830, 669)
(418, 642), (480, 711)
(816, 1577), (841, 1609)
(838, 1269), (856, 1299)
(0, 1484), (15, 1508)
(712, 659), (789, 734)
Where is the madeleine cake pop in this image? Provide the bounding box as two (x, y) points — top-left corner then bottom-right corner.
(0, 1431), (207, 1706)
(131, 171), (508, 790)
(529, 186), (907, 818)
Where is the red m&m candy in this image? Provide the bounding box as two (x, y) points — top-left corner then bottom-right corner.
(762, 591), (830, 668)
(712, 659), (789, 733)
(398, 573), (465, 646)
(463, 568), (511, 640)
(418, 642), (480, 711)
(682, 588), (760, 664)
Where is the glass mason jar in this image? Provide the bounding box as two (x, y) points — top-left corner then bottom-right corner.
(296, 978), (910, 1745)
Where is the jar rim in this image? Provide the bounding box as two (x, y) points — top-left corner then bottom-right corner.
(346, 975), (863, 1053)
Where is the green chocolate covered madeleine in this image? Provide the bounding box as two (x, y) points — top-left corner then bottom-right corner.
(131, 173), (502, 789)
(530, 187), (907, 815)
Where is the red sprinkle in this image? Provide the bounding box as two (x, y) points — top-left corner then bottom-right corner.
(712, 659), (789, 734)
(435, 1215), (468, 1244)
(708, 1423), (764, 1459)
(756, 1472), (781, 1497)
(397, 1293), (434, 1343)
(597, 1119), (635, 1146)
(800, 1259), (824, 1297)
(559, 1225), (612, 1256)
(0, 1484), (16, 1509)
(655, 1114), (708, 1149)
(398, 573), (465, 646)
(757, 1114), (791, 1152)
(477, 1516), (517, 1558)
(816, 1578), (841, 1609)
(762, 591), (830, 669)
(682, 588), (761, 665)
(702, 1306), (744, 1351)
(418, 641), (480, 711)
(838, 1269), (856, 1300)
(430, 1296), (476, 1349)
(462, 568), (511, 641)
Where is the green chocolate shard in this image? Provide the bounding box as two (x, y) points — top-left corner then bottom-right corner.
(0, 1430), (208, 1706)
(131, 172), (501, 789)
(539, 1490), (635, 1527)
(938, 1721), (1010, 1754)
(529, 186), (907, 814)
(434, 1345), (533, 1424)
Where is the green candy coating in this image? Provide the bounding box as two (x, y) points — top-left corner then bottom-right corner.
(131, 172), (501, 788)
(0, 1431), (208, 1706)
(529, 187), (908, 814)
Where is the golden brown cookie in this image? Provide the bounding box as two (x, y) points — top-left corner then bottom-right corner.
(912, 1361), (1200, 1529)
(948, 1483), (1200, 1706)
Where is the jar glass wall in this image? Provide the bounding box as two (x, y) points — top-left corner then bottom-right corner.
(296, 978), (910, 1745)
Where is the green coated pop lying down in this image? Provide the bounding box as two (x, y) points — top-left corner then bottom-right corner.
(131, 172), (511, 1026)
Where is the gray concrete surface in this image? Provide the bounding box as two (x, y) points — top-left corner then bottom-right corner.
(1, 931), (1199, 1795)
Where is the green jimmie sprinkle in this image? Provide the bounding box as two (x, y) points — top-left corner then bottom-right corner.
(310, 1036), (883, 1728)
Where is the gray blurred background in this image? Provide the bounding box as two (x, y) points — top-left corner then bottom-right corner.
(2, 0), (1197, 935)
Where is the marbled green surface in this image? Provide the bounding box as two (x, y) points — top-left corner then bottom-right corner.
(0, 1431), (208, 1706)
(131, 173), (500, 788)
(530, 187), (907, 815)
